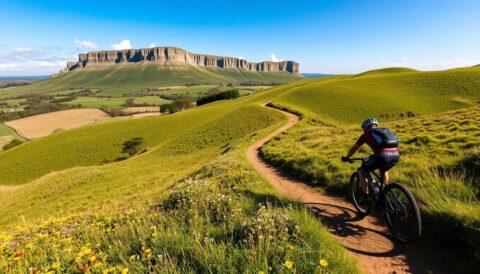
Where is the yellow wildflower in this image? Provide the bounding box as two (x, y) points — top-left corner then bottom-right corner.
(51, 262), (61, 270)
(258, 272), (265, 274)
(284, 260), (293, 269)
(121, 268), (129, 274)
(129, 254), (137, 261)
(89, 256), (97, 263)
(320, 259), (328, 268)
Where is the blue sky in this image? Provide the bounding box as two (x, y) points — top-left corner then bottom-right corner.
(1, 0), (479, 75)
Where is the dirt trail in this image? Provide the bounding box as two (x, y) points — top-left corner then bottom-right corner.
(247, 105), (467, 274)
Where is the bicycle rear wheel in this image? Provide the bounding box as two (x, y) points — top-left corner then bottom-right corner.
(384, 183), (422, 244)
(350, 172), (371, 216)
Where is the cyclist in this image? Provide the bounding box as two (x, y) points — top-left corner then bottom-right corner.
(342, 118), (400, 194)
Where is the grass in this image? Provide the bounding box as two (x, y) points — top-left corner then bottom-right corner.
(67, 97), (128, 108)
(0, 161), (359, 273)
(0, 63), (302, 98)
(133, 96), (171, 105)
(272, 66), (480, 123)
(0, 81), (361, 273)
(2, 64), (479, 271)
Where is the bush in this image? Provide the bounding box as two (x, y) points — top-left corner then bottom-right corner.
(3, 139), (24, 151)
(197, 90), (240, 106)
(122, 137), (145, 157)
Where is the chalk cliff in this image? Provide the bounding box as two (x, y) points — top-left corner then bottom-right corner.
(61, 47), (299, 74)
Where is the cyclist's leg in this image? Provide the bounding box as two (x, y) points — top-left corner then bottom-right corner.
(360, 156), (378, 193)
(358, 168), (368, 193)
(381, 171), (389, 184)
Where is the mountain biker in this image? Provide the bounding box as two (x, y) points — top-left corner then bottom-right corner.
(341, 118), (400, 194)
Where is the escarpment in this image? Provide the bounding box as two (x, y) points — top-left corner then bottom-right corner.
(61, 47), (299, 74)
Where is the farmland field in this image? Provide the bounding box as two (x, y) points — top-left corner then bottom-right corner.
(67, 97), (127, 108)
(5, 109), (111, 139)
(133, 96), (171, 105)
(122, 106), (160, 113)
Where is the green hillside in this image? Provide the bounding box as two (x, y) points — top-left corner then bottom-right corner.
(1, 66), (480, 271)
(353, 67), (418, 77)
(259, 67), (480, 265)
(0, 81), (359, 273)
(272, 66), (480, 123)
(0, 63), (302, 98)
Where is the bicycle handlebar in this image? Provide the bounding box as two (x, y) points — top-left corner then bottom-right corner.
(342, 156), (367, 164)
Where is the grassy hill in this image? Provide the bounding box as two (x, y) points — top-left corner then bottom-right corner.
(259, 67), (480, 264)
(353, 67), (418, 77)
(0, 62), (302, 98)
(0, 81), (360, 273)
(1, 65), (479, 271)
(272, 66), (480, 123)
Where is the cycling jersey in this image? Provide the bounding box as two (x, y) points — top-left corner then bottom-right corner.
(355, 130), (399, 154)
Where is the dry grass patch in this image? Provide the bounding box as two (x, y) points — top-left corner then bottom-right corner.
(5, 109), (111, 139)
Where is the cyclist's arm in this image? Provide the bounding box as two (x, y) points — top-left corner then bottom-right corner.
(345, 134), (365, 158)
(346, 143), (360, 158)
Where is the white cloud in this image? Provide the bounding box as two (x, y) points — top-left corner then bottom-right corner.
(74, 38), (98, 50)
(270, 53), (282, 62)
(238, 56), (244, 60)
(149, 43), (156, 48)
(111, 39), (132, 50)
(13, 48), (33, 57)
(0, 46), (73, 75)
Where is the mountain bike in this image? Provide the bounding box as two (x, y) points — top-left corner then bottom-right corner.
(346, 157), (422, 244)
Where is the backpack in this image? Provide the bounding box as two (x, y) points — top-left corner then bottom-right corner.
(370, 127), (399, 148)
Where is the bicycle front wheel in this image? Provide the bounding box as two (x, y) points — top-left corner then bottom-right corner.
(350, 172), (371, 216)
(384, 183), (422, 244)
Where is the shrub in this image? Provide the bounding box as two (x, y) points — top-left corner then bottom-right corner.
(3, 139), (24, 151)
(122, 137), (144, 156)
(197, 90), (240, 106)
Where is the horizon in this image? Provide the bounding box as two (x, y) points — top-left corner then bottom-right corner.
(1, 0), (479, 76)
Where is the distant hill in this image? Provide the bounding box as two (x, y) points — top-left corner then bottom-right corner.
(0, 75), (49, 81)
(301, 73), (333, 78)
(272, 66), (480, 123)
(353, 67), (418, 77)
(0, 47), (303, 98)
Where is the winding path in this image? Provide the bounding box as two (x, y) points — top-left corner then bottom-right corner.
(247, 105), (467, 274)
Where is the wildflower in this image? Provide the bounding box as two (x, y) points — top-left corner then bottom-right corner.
(284, 260), (293, 269)
(13, 253), (22, 261)
(129, 254), (137, 261)
(287, 245), (294, 251)
(51, 262), (61, 270)
(258, 272), (265, 274)
(89, 256), (97, 263)
(121, 268), (129, 274)
(320, 259), (328, 268)
(94, 262), (103, 268)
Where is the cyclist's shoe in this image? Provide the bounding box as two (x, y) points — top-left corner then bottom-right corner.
(341, 156), (350, 162)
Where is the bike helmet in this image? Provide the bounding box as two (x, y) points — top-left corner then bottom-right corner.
(361, 118), (378, 131)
